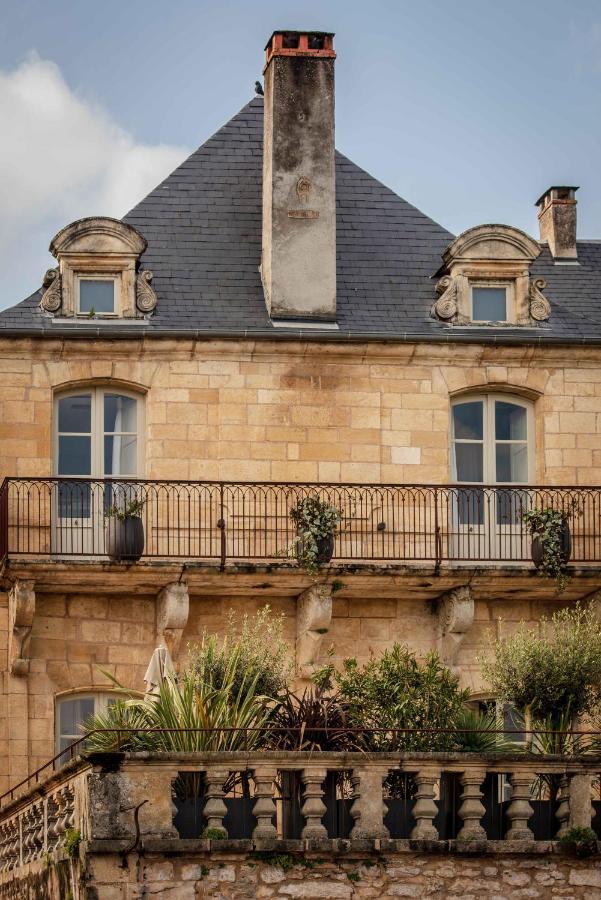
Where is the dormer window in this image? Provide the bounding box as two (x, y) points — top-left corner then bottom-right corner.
(77, 276), (118, 316)
(471, 285), (508, 323)
(40, 217), (157, 319)
(433, 225), (551, 325)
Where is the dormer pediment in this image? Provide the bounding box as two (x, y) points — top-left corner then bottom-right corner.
(443, 225), (541, 267)
(50, 217), (147, 258)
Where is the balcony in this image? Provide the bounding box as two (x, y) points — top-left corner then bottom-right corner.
(1, 746), (601, 895)
(0, 477), (599, 570)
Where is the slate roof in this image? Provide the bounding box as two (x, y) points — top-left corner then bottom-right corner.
(2, 97), (601, 344)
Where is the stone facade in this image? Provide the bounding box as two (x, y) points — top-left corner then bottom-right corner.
(1, 335), (601, 789)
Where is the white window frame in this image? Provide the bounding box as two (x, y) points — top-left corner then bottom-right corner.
(76, 274), (120, 317)
(469, 281), (513, 324)
(55, 692), (117, 757)
(450, 393), (534, 486)
(53, 386), (145, 479)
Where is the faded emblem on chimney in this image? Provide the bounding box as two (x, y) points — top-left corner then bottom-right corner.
(296, 176), (312, 203)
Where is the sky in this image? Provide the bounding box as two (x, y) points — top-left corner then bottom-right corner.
(1, 0), (601, 309)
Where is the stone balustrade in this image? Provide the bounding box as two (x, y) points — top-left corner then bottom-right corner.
(1, 749), (600, 884)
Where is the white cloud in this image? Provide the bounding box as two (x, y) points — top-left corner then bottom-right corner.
(0, 55), (189, 309)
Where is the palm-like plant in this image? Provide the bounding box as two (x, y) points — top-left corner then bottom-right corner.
(452, 706), (523, 753)
(262, 687), (355, 751)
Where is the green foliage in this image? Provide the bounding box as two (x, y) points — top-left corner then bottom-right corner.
(481, 603), (601, 724)
(104, 497), (145, 521)
(63, 827), (81, 859)
(251, 852), (297, 872)
(201, 827), (227, 840)
(452, 706), (522, 753)
(347, 871), (361, 882)
(188, 605), (292, 700)
(559, 826), (598, 858)
(288, 496), (342, 574)
(84, 646), (273, 754)
(522, 506), (571, 592)
(324, 644), (470, 751)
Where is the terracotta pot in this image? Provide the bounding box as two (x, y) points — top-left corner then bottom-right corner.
(531, 519), (571, 568)
(105, 516), (145, 562)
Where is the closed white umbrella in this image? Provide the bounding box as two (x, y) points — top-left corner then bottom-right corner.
(143, 644), (176, 698)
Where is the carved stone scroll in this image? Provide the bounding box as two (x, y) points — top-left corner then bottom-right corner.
(135, 269), (158, 313)
(157, 582), (189, 660)
(296, 584), (332, 678)
(40, 268), (62, 313)
(8, 580), (36, 676)
(432, 275), (458, 320)
(528, 277), (551, 321)
(437, 585), (474, 669)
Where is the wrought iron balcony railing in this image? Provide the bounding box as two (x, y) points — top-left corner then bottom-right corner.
(0, 477), (599, 567)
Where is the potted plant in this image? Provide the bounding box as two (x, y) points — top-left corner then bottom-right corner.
(105, 497), (145, 562)
(522, 506), (571, 592)
(559, 826), (598, 859)
(289, 496), (341, 574)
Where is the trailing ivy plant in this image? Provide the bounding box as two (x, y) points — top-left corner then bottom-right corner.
(522, 506), (570, 593)
(63, 827), (81, 859)
(287, 496), (342, 574)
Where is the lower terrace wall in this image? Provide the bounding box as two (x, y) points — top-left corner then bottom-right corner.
(4, 848), (601, 899)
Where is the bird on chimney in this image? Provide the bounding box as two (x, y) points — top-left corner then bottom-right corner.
(254, 81), (264, 96)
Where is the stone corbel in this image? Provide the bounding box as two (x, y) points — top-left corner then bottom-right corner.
(528, 277), (551, 321)
(8, 580), (36, 676)
(157, 582), (189, 660)
(40, 268), (62, 313)
(432, 275), (458, 321)
(436, 585), (474, 670)
(296, 584), (333, 679)
(136, 269), (157, 314)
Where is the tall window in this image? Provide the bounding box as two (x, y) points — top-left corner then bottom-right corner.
(56, 693), (116, 760)
(451, 394), (532, 526)
(55, 387), (141, 482)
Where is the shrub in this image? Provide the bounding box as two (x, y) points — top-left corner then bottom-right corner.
(188, 605), (292, 701)
(318, 644), (470, 751)
(480, 603), (601, 726)
(452, 706), (522, 753)
(263, 686), (355, 751)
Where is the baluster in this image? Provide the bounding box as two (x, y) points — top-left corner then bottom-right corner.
(556, 775), (570, 837)
(457, 768), (486, 840)
(300, 767), (327, 840)
(0, 823), (9, 872)
(567, 774), (594, 830)
(21, 807), (36, 863)
(411, 768), (440, 840)
(252, 767), (277, 840)
(505, 771), (534, 840)
(32, 801), (45, 860)
(46, 794), (60, 851)
(203, 768), (228, 838)
(349, 767), (389, 840)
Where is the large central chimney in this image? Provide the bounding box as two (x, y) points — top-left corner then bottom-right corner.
(535, 186), (579, 259)
(261, 31), (337, 320)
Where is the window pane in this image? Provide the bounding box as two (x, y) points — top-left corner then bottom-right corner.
(59, 697), (94, 738)
(455, 487), (484, 526)
(496, 443), (528, 483)
(472, 287), (507, 321)
(58, 481), (91, 519)
(58, 435), (91, 475)
(495, 402), (527, 441)
(454, 442), (483, 482)
(452, 402), (483, 440)
(104, 395), (137, 433)
(58, 395), (91, 433)
(79, 280), (115, 313)
(104, 435), (137, 475)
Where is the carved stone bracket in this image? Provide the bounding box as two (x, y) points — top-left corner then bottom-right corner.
(40, 268), (62, 313)
(528, 277), (551, 321)
(432, 275), (458, 320)
(296, 584), (333, 679)
(157, 582), (189, 660)
(8, 580), (36, 676)
(136, 269), (158, 314)
(436, 585), (474, 669)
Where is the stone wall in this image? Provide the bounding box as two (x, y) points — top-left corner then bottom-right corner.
(6, 849), (600, 899)
(0, 337), (600, 485)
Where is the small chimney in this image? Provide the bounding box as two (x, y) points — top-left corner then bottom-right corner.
(261, 31), (337, 320)
(535, 186), (579, 259)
